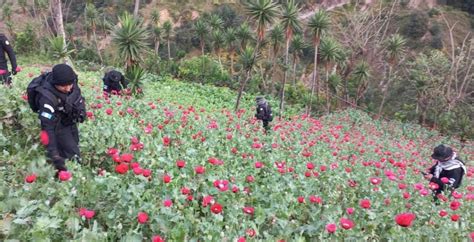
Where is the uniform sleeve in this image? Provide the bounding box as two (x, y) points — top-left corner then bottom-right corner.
(0, 35), (17, 70)
(446, 168), (464, 189)
(103, 74), (109, 92)
(37, 96), (61, 160)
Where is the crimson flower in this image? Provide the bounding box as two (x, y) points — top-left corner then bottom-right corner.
(163, 199), (173, 207)
(359, 199), (371, 209)
(163, 174), (172, 183)
(242, 206), (254, 215)
(121, 153), (133, 163)
(297, 196), (305, 203)
(439, 210), (448, 217)
(346, 207), (354, 215)
(213, 179), (229, 191)
(255, 162), (263, 168)
(115, 163), (129, 174)
(340, 218), (355, 230)
(58, 171), (72, 181)
(202, 195), (214, 207)
(451, 214), (460, 221)
(152, 235), (165, 242)
(79, 208), (95, 219)
(309, 195), (322, 204)
(195, 166), (205, 174)
(370, 177), (381, 185)
(440, 177), (450, 184)
(211, 203), (223, 214)
(181, 187), (190, 195)
(394, 213), (416, 227)
(176, 160), (186, 168)
(25, 174), (37, 183)
(40, 130), (49, 145)
(162, 136), (171, 146)
(450, 200), (461, 210)
(137, 212), (148, 224)
(326, 223), (337, 233)
(142, 169), (151, 177)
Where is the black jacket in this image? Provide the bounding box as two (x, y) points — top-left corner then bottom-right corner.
(103, 71), (128, 93)
(37, 80), (84, 160)
(0, 34), (17, 71)
(255, 103), (273, 122)
(428, 160), (465, 194)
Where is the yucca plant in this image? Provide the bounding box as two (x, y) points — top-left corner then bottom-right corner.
(125, 65), (146, 96)
(112, 12), (150, 70)
(235, 46), (259, 110)
(48, 36), (74, 64)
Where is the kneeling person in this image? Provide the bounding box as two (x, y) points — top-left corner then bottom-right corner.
(103, 70), (128, 95)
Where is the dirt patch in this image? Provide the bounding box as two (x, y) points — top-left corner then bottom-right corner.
(409, 0), (437, 8)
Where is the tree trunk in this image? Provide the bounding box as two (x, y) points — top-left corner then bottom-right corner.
(167, 39), (171, 60)
(134, 0), (140, 17)
(51, 0), (66, 46)
(292, 55), (297, 87)
(279, 38), (291, 117)
(307, 42), (319, 115)
(93, 26), (103, 64)
(378, 66), (392, 115)
(155, 40), (160, 55)
(235, 42), (261, 111)
(325, 68), (330, 114)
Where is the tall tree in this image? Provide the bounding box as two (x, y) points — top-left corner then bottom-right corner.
(152, 26), (162, 56)
(378, 34), (406, 115)
(163, 20), (173, 60)
(193, 20), (208, 56)
(134, 0), (140, 17)
(279, 0), (301, 117)
(306, 10), (330, 114)
(85, 3), (103, 63)
(268, 25), (284, 94)
(235, 0), (280, 111)
(319, 36), (343, 113)
(224, 27), (238, 75)
(289, 34), (306, 87)
(51, 0), (66, 46)
(236, 22), (252, 51)
(211, 30), (225, 65)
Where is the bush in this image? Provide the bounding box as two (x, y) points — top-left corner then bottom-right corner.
(14, 24), (38, 54)
(428, 8), (441, 17)
(178, 55), (231, 87)
(430, 35), (443, 49)
(401, 11), (429, 40)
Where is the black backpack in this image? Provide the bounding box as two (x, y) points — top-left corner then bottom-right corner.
(256, 103), (273, 122)
(27, 73), (87, 124)
(27, 73), (59, 113)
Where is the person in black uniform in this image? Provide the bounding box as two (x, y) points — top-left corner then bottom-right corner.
(0, 33), (19, 86)
(102, 70), (128, 95)
(255, 96), (273, 132)
(36, 64), (86, 172)
(424, 144), (467, 196)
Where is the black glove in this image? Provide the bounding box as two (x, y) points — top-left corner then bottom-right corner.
(11, 70), (17, 75)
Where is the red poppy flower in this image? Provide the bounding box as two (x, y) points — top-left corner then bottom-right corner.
(58, 171), (72, 181)
(121, 153), (133, 163)
(340, 218), (355, 230)
(25, 174), (37, 183)
(359, 199), (371, 209)
(115, 163), (129, 174)
(211, 203), (223, 214)
(195, 166), (205, 174)
(255, 162), (263, 168)
(142, 169), (151, 177)
(163, 199), (173, 207)
(309, 195), (322, 204)
(176, 160), (186, 168)
(370, 177), (381, 185)
(40, 130), (49, 146)
(133, 167), (143, 175)
(137, 212), (148, 224)
(152, 235), (165, 242)
(439, 210), (448, 217)
(451, 214), (460, 221)
(394, 213), (416, 227)
(441, 177), (450, 184)
(297, 196), (305, 203)
(242, 206), (254, 215)
(202, 195), (214, 207)
(163, 174), (172, 183)
(450, 200), (461, 210)
(162, 136), (171, 146)
(346, 207), (354, 215)
(326, 223), (337, 233)
(213, 180), (229, 191)
(105, 108), (113, 115)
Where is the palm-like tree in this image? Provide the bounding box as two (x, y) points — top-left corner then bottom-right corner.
(378, 34), (406, 114)
(289, 34), (306, 87)
(268, 25), (284, 93)
(307, 10), (330, 114)
(208, 14), (224, 32)
(279, 0), (301, 116)
(162, 20), (173, 60)
(194, 20), (208, 56)
(85, 3), (102, 63)
(319, 36), (343, 113)
(351, 61), (371, 105)
(152, 26), (162, 55)
(112, 13), (150, 70)
(224, 27), (238, 75)
(235, 0), (280, 111)
(49, 36), (75, 64)
(151, 9), (160, 26)
(236, 22), (253, 51)
(211, 30), (225, 64)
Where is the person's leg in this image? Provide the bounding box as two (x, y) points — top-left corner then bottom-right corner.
(1, 73), (12, 86)
(57, 125), (81, 160)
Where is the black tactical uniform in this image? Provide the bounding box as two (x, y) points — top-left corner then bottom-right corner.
(36, 64), (86, 171)
(427, 144), (466, 196)
(255, 96), (273, 132)
(0, 33), (18, 85)
(103, 70), (128, 94)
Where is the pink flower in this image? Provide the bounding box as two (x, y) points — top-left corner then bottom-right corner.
(137, 212), (148, 224)
(326, 223), (337, 233)
(297, 196), (305, 203)
(211, 203), (223, 214)
(152, 235), (165, 242)
(451, 214), (460, 221)
(202, 195), (214, 207)
(370, 177), (381, 185)
(439, 210), (448, 217)
(79, 208), (95, 219)
(40, 130), (49, 145)
(242, 206), (254, 215)
(346, 207), (354, 215)
(163, 174), (172, 183)
(163, 199), (173, 207)
(450, 200), (461, 210)
(394, 213), (416, 227)
(213, 179), (229, 192)
(25, 174), (37, 183)
(176, 160), (186, 168)
(195, 166), (205, 174)
(255, 161), (263, 168)
(142, 169), (151, 177)
(359, 199), (371, 209)
(340, 218), (355, 230)
(309, 195), (322, 204)
(58, 171), (72, 181)
(441, 177), (450, 184)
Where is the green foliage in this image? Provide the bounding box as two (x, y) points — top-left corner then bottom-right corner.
(48, 36), (75, 62)
(14, 24), (38, 54)
(428, 8), (441, 17)
(400, 11), (429, 40)
(178, 55), (231, 87)
(125, 65), (146, 96)
(111, 13), (150, 70)
(2, 4), (12, 20)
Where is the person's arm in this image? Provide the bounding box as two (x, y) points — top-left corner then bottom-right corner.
(0, 35), (17, 72)
(445, 168), (464, 189)
(120, 74), (129, 89)
(37, 96), (65, 170)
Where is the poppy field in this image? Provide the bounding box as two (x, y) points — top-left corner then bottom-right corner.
(1, 67), (473, 241)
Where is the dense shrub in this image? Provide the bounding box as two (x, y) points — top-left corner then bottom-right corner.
(178, 55), (231, 87)
(401, 11), (429, 40)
